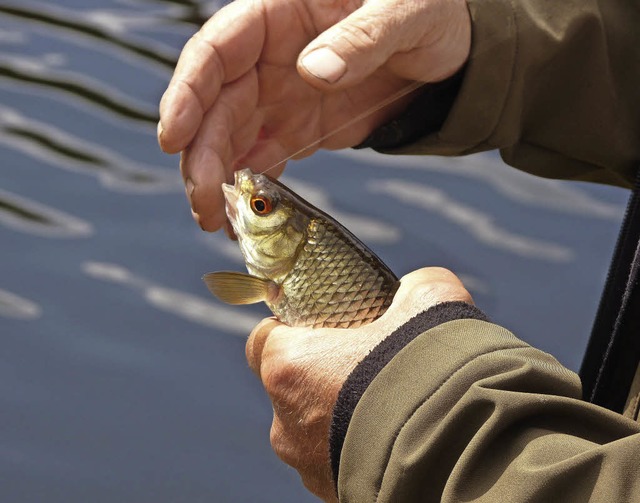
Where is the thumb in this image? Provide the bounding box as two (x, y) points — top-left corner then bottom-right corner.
(382, 267), (474, 324)
(297, 0), (411, 89)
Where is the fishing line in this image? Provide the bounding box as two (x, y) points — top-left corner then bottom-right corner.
(260, 79), (425, 176)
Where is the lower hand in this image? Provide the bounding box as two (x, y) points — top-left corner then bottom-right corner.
(245, 267), (473, 501)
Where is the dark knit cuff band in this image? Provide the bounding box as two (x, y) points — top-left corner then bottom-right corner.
(329, 301), (489, 487)
(353, 68), (465, 151)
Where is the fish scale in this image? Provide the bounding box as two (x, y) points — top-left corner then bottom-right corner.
(276, 216), (397, 328)
(204, 169), (399, 329)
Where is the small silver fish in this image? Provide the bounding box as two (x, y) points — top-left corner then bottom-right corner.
(203, 168), (399, 328)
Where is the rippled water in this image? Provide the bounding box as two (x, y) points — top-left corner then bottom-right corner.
(0, 1), (630, 502)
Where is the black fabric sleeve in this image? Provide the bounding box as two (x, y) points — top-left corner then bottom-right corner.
(353, 69), (465, 151)
(329, 301), (489, 485)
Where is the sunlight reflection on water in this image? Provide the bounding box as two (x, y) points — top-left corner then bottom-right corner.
(0, 1), (629, 502)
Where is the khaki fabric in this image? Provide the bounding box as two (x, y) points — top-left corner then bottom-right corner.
(624, 366), (640, 421)
(340, 0), (640, 499)
(382, 0), (640, 187)
(339, 320), (640, 502)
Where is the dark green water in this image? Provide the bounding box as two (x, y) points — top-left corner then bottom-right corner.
(0, 1), (629, 501)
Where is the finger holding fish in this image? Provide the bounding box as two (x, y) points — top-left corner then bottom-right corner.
(158, 0), (266, 153)
(246, 267), (474, 376)
(181, 70), (419, 231)
(180, 73), (292, 230)
(181, 70), (260, 230)
(160, 0), (471, 234)
(245, 267), (474, 501)
(180, 148), (227, 231)
(203, 170), (473, 501)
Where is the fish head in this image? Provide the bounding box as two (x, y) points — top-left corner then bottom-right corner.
(222, 168), (307, 281)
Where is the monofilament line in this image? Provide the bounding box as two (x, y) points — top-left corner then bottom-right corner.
(262, 79), (425, 176)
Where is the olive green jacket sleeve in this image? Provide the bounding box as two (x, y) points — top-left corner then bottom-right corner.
(335, 1), (640, 499)
(380, 0), (640, 187)
(338, 319), (640, 502)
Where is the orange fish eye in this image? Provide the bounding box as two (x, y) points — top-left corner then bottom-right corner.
(250, 195), (273, 215)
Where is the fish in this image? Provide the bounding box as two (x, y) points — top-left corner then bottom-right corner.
(203, 168), (399, 328)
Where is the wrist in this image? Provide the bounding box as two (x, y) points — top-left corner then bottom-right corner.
(329, 300), (488, 486)
(353, 68), (466, 150)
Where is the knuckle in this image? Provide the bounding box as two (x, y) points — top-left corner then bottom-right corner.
(269, 418), (283, 447)
(408, 272), (472, 306)
(177, 77), (206, 117)
(407, 281), (439, 306)
(270, 419), (296, 465)
(245, 334), (259, 373)
(261, 356), (298, 402)
(246, 318), (282, 375)
(190, 31), (227, 83)
(245, 325), (264, 373)
(339, 19), (382, 50)
(429, 266), (455, 277)
(408, 280), (444, 303)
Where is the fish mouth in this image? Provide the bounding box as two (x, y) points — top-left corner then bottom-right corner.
(222, 168), (254, 232)
(221, 181), (238, 225)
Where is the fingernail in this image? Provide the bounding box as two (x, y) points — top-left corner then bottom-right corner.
(191, 209), (204, 230)
(157, 121), (164, 145)
(185, 177), (195, 197)
(300, 48), (347, 83)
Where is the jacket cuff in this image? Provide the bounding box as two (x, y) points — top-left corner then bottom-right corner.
(353, 69), (465, 151)
(431, 0), (517, 152)
(366, 0), (517, 156)
(336, 319), (589, 502)
(329, 301), (488, 485)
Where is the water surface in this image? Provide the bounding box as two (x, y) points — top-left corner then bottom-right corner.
(0, 1), (629, 502)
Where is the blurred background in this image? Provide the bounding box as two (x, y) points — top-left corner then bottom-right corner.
(0, 0), (630, 501)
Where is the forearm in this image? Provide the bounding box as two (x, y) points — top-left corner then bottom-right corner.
(330, 301), (488, 484)
(331, 315), (640, 501)
(370, 0), (640, 187)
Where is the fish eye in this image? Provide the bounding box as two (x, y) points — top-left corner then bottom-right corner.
(250, 195), (273, 215)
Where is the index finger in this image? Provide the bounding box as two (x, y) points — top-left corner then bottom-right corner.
(158, 0), (266, 153)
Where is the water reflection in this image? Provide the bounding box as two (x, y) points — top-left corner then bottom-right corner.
(0, 106), (179, 192)
(284, 175), (402, 243)
(369, 179), (574, 262)
(342, 149), (625, 219)
(82, 261), (262, 335)
(0, 288), (42, 320)
(0, 188), (92, 237)
(0, 59), (158, 123)
(0, 3), (178, 68)
(0, 3), (326, 503)
(0, 1), (628, 503)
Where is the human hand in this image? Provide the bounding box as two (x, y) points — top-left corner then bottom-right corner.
(245, 267), (473, 501)
(158, 0), (471, 231)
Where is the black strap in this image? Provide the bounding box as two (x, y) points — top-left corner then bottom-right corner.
(580, 169), (640, 413)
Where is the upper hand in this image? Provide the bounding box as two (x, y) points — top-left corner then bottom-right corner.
(158, 0), (471, 231)
(245, 267), (473, 501)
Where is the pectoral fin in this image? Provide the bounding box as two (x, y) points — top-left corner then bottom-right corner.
(203, 271), (278, 305)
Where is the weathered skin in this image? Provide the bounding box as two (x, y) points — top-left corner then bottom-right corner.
(218, 168), (399, 328)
